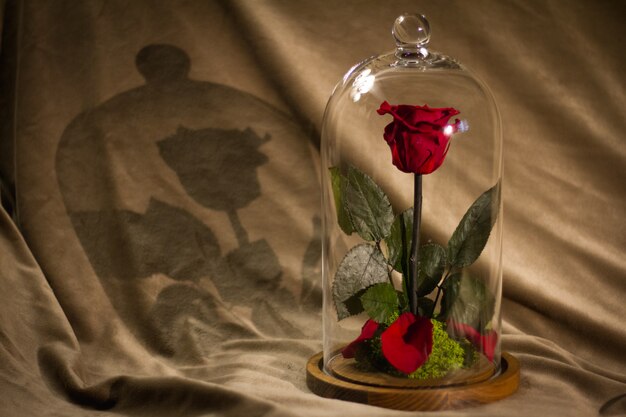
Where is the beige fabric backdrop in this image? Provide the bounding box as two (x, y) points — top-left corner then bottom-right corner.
(1, 1), (625, 416)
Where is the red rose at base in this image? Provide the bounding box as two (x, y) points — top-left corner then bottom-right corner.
(341, 319), (379, 358)
(377, 101), (460, 175)
(447, 320), (498, 361)
(381, 312), (433, 374)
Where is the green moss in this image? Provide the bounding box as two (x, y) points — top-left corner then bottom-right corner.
(408, 320), (466, 379)
(353, 319), (473, 380)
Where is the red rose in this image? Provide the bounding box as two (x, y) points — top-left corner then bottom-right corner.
(377, 101), (460, 174)
(447, 321), (498, 361)
(381, 312), (433, 374)
(341, 319), (379, 358)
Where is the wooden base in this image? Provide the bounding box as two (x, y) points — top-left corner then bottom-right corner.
(329, 352), (496, 388)
(306, 351), (520, 411)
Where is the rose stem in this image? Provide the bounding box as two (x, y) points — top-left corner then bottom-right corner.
(228, 209), (249, 246)
(409, 174), (422, 316)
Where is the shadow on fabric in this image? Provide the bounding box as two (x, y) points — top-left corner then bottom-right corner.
(55, 44), (321, 359)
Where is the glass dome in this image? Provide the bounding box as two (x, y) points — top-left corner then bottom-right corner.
(320, 14), (503, 388)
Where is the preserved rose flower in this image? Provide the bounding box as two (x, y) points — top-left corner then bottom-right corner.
(377, 101), (460, 174)
(381, 312), (433, 373)
(341, 319), (379, 358)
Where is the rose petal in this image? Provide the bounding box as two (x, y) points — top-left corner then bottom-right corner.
(341, 319), (379, 358)
(381, 312), (433, 374)
(376, 101), (392, 115)
(447, 320), (498, 361)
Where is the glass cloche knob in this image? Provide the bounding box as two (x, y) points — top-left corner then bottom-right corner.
(393, 14), (431, 59)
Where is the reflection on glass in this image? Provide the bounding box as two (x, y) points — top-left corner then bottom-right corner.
(350, 69), (376, 102)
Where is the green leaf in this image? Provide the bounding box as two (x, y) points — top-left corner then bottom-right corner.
(339, 289), (368, 318)
(385, 208), (413, 273)
(343, 166), (394, 241)
(447, 183), (501, 268)
(417, 297), (435, 317)
(416, 243), (447, 297)
(332, 243), (389, 320)
(439, 273), (495, 332)
(329, 167), (356, 235)
(360, 283), (399, 323)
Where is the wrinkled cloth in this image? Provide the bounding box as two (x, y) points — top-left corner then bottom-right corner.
(1, 1), (625, 416)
